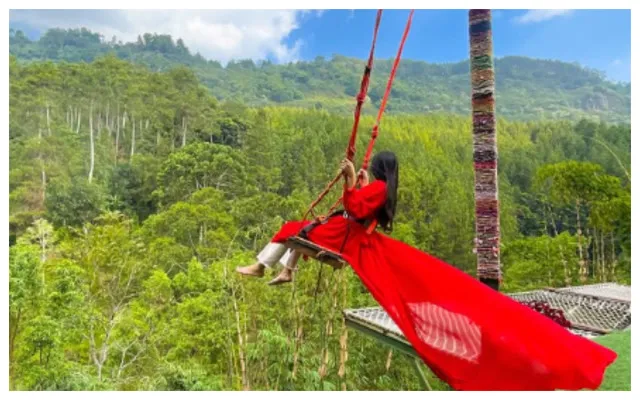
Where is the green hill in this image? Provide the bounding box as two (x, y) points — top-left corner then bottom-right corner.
(9, 28), (631, 123)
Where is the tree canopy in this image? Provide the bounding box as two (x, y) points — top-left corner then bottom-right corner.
(8, 43), (630, 391)
(10, 28), (631, 123)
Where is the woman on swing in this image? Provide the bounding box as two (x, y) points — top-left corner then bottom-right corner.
(237, 151), (616, 391)
(237, 151), (396, 285)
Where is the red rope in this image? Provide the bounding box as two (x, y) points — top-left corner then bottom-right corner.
(303, 10), (383, 221)
(346, 9), (382, 162)
(361, 9), (414, 171)
(329, 10), (414, 215)
(302, 9), (414, 221)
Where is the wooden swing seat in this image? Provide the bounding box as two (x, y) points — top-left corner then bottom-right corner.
(285, 236), (346, 269)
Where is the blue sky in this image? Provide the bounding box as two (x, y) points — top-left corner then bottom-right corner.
(10, 9), (631, 82)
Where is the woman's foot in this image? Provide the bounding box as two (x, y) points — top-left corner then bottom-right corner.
(268, 267), (294, 286)
(236, 262), (265, 278)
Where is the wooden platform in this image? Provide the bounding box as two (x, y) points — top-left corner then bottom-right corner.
(284, 236), (346, 269)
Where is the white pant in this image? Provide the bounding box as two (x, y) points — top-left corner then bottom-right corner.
(257, 242), (294, 268)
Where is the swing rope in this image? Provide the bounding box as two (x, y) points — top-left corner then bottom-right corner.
(362, 9), (414, 171)
(303, 10), (414, 221)
(302, 9), (383, 221)
(346, 9), (383, 162)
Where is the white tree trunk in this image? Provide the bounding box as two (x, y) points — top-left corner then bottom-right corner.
(130, 115), (136, 160)
(46, 103), (51, 136)
(88, 102), (95, 183)
(76, 109), (81, 133)
(38, 127), (46, 204)
(181, 116), (187, 147)
(105, 103), (111, 135)
(41, 168), (46, 201)
(122, 111), (127, 139)
(115, 109), (120, 163)
(97, 112), (102, 139)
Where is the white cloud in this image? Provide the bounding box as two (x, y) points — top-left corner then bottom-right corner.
(606, 57), (630, 82)
(514, 9), (574, 24)
(9, 9), (314, 64)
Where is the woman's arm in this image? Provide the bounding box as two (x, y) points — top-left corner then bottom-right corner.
(343, 180), (387, 219)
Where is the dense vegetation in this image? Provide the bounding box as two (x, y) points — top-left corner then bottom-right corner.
(9, 49), (630, 390)
(10, 28), (631, 123)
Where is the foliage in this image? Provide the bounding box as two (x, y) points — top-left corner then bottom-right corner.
(8, 53), (630, 390)
(10, 28), (631, 123)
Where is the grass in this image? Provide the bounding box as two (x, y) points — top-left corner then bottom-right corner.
(594, 330), (631, 391)
(421, 330), (631, 391)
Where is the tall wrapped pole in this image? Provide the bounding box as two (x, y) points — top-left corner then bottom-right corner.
(469, 10), (501, 290)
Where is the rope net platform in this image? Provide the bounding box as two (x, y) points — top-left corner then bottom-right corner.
(556, 282), (631, 303)
(343, 283), (631, 350)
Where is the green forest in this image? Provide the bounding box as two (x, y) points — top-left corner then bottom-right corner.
(8, 29), (631, 391)
(10, 28), (631, 123)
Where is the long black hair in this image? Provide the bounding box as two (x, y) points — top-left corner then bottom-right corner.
(370, 151), (399, 232)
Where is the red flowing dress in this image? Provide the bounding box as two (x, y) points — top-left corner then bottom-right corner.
(272, 180), (616, 391)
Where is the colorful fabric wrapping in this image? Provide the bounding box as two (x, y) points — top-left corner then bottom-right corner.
(469, 10), (500, 282)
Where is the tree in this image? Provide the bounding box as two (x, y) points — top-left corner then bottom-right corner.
(534, 161), (621, 282)
(502, 233), (579, 291)
(65, 213), (148, 382)
(108, 155), (160, 221)
(45, 178), (105, 227)
(153, 142), (249, 207)
(9, 244), (44, 388)
(142, 188), (235, 264)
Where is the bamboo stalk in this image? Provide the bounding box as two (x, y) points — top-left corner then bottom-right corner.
(600, 232), (606, 282)
(576, 200), (587, 283)
(338, 272), (349, 390)
(45, 103), (51, 136)
(88, 102), (94, 183)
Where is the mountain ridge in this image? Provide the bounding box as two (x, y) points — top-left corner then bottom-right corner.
(9, 28), (631, 123)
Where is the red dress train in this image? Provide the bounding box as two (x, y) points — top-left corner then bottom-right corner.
(271, 180), (616, 391)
